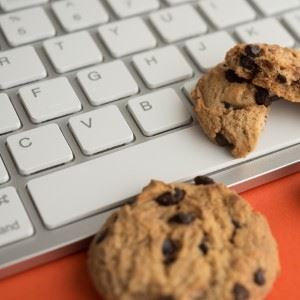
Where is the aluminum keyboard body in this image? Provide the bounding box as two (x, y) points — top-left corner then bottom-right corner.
(0, 0), (299, 278)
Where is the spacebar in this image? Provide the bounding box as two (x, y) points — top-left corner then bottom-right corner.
(27, 126), (236, 229)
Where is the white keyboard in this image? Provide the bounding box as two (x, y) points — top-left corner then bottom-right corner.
(0, 0), (299, 278)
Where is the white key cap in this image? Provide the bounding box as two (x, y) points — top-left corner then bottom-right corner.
(77, 61), (138, 106)
(7, 124), (73, 175)
(0, 0), (48, 12)
(0, 157), (9, 184)
(284, 10), (300, 40)
(128, 89), (191, 136)
(235, 18), (295, 47)
(150, 5), (207, 43)
(133, 45), (193, 88)
(0, 187), (33, 247)
(27, 99), (300, 229)
(185, 31), (236, 71)
(251, 0), (299, 16)
(165, 0), (195, 5)
(0, 7), (55, 47)
(19, 77), (82, 123)
(182, 78), (198, 101)
(0, 94), (21, 135)
(52, 0), (109, 33)
(0, 46), (46, 90)
(98, 17), (157, 58)
(199, 0), (256, 29)
(44, 31), (102, 73)
(69, 106), (134, 155)
(108, 0), (160, 18)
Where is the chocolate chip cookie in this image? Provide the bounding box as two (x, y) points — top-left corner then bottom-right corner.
(88, 178), (280, 300)
(225, 43), (300, 102)
(191, 64), (270, 158)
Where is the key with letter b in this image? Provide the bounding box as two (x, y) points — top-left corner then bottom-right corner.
(128, 88), (192, 136)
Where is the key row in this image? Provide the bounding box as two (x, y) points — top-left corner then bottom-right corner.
(1, 12), (298, 91)
(0, 88), (191, 179)
(1, 1), (299, 48)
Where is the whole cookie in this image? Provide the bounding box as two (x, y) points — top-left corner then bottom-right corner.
(191, 64), (270, 158)
(89, 178), (280, 300)
(225, 43), (300, 102)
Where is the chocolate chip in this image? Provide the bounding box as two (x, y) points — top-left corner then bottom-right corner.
(240, 55), (258, 74)
(232, 220), (242, 229)
(254, 268), (266, 286)
(232, 283), (250, 300)
(155, 188), (186, 206)
(168, 212), (196, 225)
(199, 235), (209, 255)
(223, 102), (232, 109)
(255, 87), (271, 106)
(215, 133), (232, 147)
(276, 74), (287, 83)
(162, 239), (179, 265)
(245, 45), (261, 58)
(95, 228), (108, 245)
(225, 69), (247, 83)
(194, 175), (215, 185)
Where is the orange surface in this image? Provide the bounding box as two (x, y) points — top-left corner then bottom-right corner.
(0, 172), (300, 300)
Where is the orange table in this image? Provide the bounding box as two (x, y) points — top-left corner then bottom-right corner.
(0, 172), (300, 300)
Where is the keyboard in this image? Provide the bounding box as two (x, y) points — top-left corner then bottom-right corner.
(0, 0), (299, 278)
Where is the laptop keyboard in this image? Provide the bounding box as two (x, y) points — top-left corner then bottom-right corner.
(0, 0), (300, 275)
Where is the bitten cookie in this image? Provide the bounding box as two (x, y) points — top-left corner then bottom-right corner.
(191, 64), (270, 158)
(88, 177), (280, 300)
(225, 43), (300, 102)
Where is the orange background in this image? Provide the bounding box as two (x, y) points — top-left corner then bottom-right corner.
(0, 172), (300, 300)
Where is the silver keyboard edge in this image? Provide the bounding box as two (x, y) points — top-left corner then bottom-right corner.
(0, 144), (299, 279)
(0, 1), (300, 279)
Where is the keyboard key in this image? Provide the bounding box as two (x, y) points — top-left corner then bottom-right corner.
(0, 157), (9, 184)
(44, 31), (103, 73)
(52, 0), (109, 32)
(251, 0), (299, 16)
(69, 106), (134, 155)
(284, 10), (300, 40)
(0, 94), (21, 135)
(185, 31), (236, 71)
(77, 61), (138, 106)
(0, 0), (47, 12)
(27, 98), (300, 229)
(0, 187), (33, 247)
(150, 5), (207, 43)
(199, 0), (256, 29)
(7, 124), (73, 175)
(0, 7), (55, 47)
(108, 0), (160, 18)
(98, 17), (157, 58)
(182, 78), (198, 102)
(133, 45), (193, 88)
(19, 77), (82, 123)
(128, 89), (191, 136)
(0, 46), (46, 90)
(235, 18), (295, 47)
